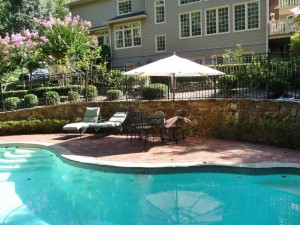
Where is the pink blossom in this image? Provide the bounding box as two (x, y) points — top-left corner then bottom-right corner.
(33, 17), (39, 23)
(25, 39), (33, 50)
(40, 36), (48, 43)
(11, 33), (24, 48)
(32, 31), (39, 38)
(23, 29), (31, 39)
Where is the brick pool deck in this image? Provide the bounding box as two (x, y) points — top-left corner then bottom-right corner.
(1, 133), (300, 168)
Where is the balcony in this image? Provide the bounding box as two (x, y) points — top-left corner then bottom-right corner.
(269, 18), (299, 36)
(279, 0), (300, 7)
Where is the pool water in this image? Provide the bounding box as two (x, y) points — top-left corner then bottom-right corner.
(0, 146), (300, 225)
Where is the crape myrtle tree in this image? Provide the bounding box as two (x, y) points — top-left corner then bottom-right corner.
(0, 0), (69, 37)
(33, 13), (105, 76)
(0, 13), (105, 85)
(0, 29), (47, 84)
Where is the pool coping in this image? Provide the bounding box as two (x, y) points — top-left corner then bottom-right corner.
(1, 141), (300, 170)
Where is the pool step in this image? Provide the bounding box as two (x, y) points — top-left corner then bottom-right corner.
(0, 148), (55, 172)
(0, 164), (20, 171)
(0, 158), (27, 164)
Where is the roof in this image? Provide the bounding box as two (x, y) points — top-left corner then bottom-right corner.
(107, 11), (147, 25)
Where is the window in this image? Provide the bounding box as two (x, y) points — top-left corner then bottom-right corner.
(180, 11), (201, 38)
(96, 30), (109, 46)
(206, 6), (229, 35)
(188, 56), (205, 64)
(125, 63), (134, 71)
(156, 35), (166, 52)
(115, 22), (141, 49)
(155, 0), (165, 24)
(180, 0), (201, 5)
(234, 1), (259, 31)
(118, 0), (132, 15)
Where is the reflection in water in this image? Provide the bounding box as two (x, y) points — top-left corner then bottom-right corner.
(0, 146), (300, 225)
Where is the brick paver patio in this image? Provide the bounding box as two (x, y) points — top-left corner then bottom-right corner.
(1, 134), (300, 168)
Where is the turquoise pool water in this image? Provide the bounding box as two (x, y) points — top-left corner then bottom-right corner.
(0, 145), (300, 225)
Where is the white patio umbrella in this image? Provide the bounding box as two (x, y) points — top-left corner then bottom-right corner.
(144, 190), (223, 224)
(290, 6), (300, 15)
(123, 54), (225, 100)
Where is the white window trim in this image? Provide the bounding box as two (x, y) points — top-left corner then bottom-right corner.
(205, 5), (230, 36)
(117, 0), (132, 16)
(155, 34), (166, 53)
(154, 0), (166, 24)
(211, 53), (224, 64)
(179, 10), (202, 39)
(114, 22), (142, 50)
(96, 30), (109, 46)
(233, 0), (260, 33)
(178, 0), (202, 6)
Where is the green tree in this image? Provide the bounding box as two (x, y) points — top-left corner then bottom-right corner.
(290, 31), (300, 56)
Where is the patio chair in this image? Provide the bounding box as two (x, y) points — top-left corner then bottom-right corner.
(150, 111), (189, 143)
(164, 116), (191, 143)
(127, 111), (153, 147)
(63, 107), (100, 135)
(89, 112), (128, 136)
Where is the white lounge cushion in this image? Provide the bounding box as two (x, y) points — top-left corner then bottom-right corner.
(63, 122), (91, 131)
(89, 122), (120, 129)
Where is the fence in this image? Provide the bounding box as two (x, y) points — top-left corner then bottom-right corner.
(1, 52), (300, 112)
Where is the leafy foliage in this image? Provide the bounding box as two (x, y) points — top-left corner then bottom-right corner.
(0, 0), (69, 37)
(290, 31), (300, 56)
(67, 90), (80, 102)
(106, 89), (123, 100)
(218, 75), (237, 97)
(141, 83), (168, 100)
(205, 119), (300, 150)
(45, 91), (60, 105)
(267, 78), (288, 98)
(83, 85), (98, 101)
(24, 93), (39, 108)
(3, 96), (21, 111)
(0, 119), (68, 135)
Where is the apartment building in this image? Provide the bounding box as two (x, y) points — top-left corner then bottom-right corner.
(68, 0), (270, 69)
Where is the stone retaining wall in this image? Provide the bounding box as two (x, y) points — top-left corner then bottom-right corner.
(1, 99), (300, 136)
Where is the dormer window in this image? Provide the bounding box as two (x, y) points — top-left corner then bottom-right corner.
(118, 0), (132, 15)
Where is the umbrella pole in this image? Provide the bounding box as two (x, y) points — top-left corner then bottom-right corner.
(172, 73), (175, 101)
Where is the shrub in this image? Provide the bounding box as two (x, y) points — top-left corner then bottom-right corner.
(3, 97), (21, 111)
(141, 83), (168, 100)
(0, 119), (68, 135)
(267, 78), (288, 99)
(83, 85), (98, 101)
(45, 91), (60, 105)
(24, 94), (39, 108)
(67, 91), (80, 102)
(2, 90), (28, 99)
(28, 85), (83, 98)
(218, 75), (237, 97)
(106, 89), (123, 100)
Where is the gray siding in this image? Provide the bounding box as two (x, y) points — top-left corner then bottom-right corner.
(69, 0), (268, 69)
(70, 0), (145, 28)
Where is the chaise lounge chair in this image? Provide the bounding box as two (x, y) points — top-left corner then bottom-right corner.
(63, 107), (100, 135)
(89, 112), (128, 135)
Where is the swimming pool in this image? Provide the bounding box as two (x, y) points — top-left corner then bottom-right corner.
(0, 144), (300, 225)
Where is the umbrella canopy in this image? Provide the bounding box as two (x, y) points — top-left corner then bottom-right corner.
(145, 190), (223, 224)
(290, 6), (300, 15)
(123, 54), (225, 77)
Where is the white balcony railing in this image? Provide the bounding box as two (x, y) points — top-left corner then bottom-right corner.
(279, 0), (300, 7)
(269, 18), (299, 35)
